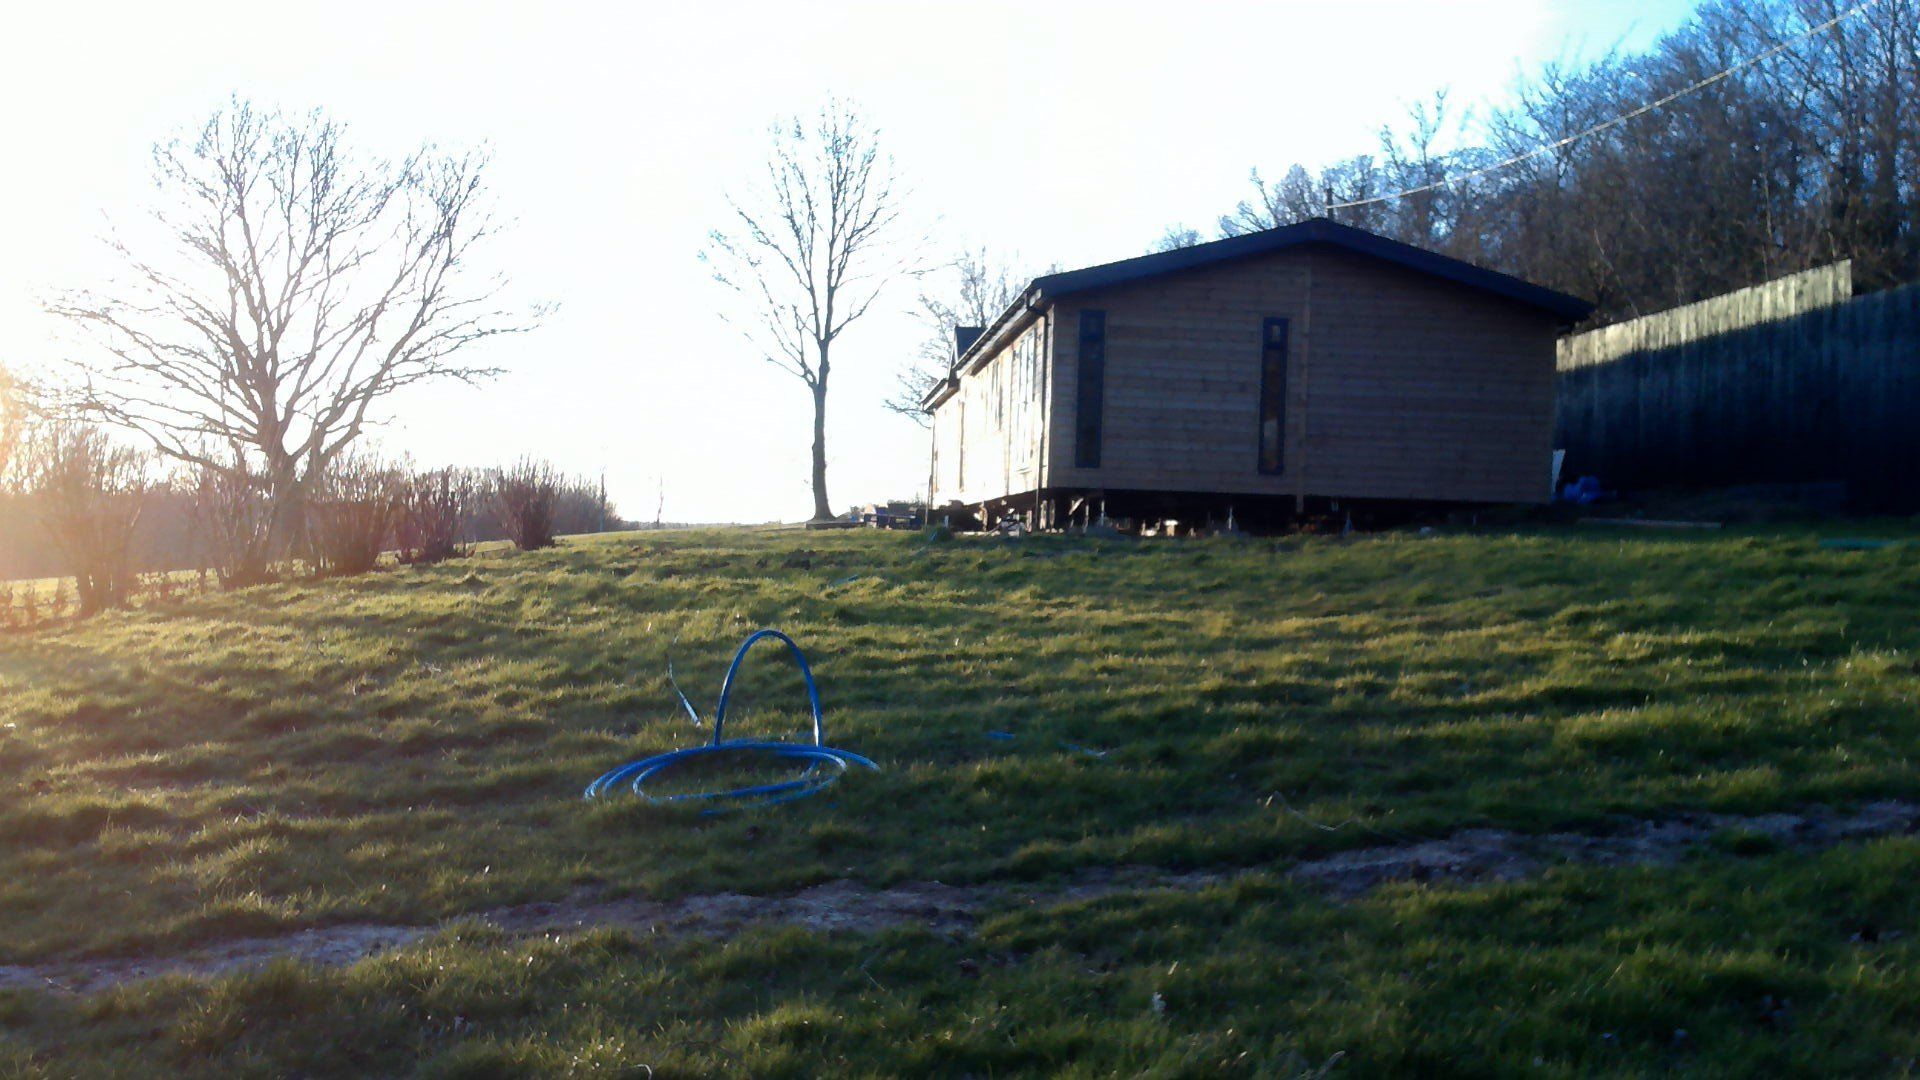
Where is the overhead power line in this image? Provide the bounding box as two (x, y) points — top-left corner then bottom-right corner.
(1323, 0), (1882, 214)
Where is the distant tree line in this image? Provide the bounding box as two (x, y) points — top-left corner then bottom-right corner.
(0, 423), (631, 599)
(1188, 0), (1917, 325)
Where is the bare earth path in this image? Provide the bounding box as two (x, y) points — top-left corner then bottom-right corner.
(5, 801), (1913, 997)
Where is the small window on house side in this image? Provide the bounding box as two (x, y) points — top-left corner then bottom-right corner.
(1074, 310), (1106, 468)
(1257, 317), (1289, 474)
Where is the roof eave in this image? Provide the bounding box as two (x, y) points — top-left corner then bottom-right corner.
(921, 374), (958, 412)
(926, 286), (1048, 413)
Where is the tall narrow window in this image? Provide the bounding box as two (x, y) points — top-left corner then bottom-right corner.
(1256, 317), (1289, 474)
(1074, 310), (1106, 468)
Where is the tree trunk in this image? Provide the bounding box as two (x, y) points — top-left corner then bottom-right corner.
(809, 373), (832, 523)
(270, 462), (312, 571)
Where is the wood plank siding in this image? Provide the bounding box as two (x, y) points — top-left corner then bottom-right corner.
(929, 315), (1051, 506)
(930, 241), (1565, 510)
(1299, 249), (1559, 503)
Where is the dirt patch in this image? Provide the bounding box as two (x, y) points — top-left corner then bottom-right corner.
(2, 802), (1913, 996)
(0, 924), (424, 996)
(0, 880), (984, 997)
(485, 879), (983, 941)
(1290, 800), (1920, 899)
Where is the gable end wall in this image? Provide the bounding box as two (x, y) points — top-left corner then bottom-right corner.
(1045, 246), (1559, 505)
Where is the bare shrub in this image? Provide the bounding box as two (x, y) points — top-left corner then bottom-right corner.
(135, 569), (193, 607)
(490, 459), (561, 551)
(310, 456), (403, 577)
(18, 423), (151, 616)
(191, 455), (278, 589)
(397, 467), (476, 565)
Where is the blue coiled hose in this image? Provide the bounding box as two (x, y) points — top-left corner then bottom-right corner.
(583, 629), (879, 809)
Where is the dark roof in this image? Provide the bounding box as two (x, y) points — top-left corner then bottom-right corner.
(952, 325), (984, 357)
(923, 218), (1592, 410)
(1035, 218), (1592, 321)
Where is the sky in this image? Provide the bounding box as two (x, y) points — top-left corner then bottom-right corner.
(0, 0), (1699, 523)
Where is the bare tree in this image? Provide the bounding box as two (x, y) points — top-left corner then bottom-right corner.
(1150, 225), (1207, 253)
(1377, 90), (1463, 250)
(704, 100), (911, 521)
(51, 99), (534, 576)
(884, 248), (1025, 423)
(1219, 164), (1322, 235)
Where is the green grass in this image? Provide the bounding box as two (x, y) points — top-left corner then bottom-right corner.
(2, 521), (1920, 1075)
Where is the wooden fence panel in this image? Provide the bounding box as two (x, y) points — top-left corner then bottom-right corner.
(1555, 264), (1920, 508)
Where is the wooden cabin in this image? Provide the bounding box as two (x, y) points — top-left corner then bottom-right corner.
(921, 218), (1593, 531)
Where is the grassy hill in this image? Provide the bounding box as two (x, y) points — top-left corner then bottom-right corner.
(2, 523), (1919, 1075)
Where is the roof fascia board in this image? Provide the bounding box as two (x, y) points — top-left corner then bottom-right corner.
(924, 285), (1047, 412)
(1034, 218), (1593, 323)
